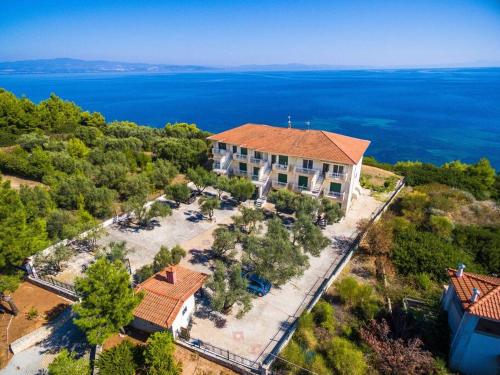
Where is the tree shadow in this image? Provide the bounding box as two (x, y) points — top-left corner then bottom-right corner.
(332, 235), (353, 253)
(194, 296), (227, 329)
(184, 210), (204, 222)
(188, 248), (213, 266)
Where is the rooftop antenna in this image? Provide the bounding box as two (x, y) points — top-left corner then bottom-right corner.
(305, 121), (310, 131)
(288, 115), (292, 128)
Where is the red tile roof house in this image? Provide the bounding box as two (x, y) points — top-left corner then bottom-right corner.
(207, 123), (370, 212)
(441, 265), (500, 375)
(131, 265), (208, 337)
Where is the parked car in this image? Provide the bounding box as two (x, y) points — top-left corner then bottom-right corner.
(244, 273), (271, 297)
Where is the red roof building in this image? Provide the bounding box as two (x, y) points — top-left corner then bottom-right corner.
(442, 266), (500, 375)
(132, 265), (208, 335)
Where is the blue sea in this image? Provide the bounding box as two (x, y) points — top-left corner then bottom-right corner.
(1, 69), (499, 168)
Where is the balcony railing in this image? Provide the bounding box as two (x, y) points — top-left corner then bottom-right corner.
(295, 166), (319, 175)
(233, 153), (248, 161)
(212, 148), (227, 155)
(235, 169), (248, 176)
(329, 172), (346, 180)
(273, 163), (288, 171)
(327, 191), (344, 199)
(251, 174), (259, 181)
(250, 157), (267, 165)
(273, 180), (288, 188)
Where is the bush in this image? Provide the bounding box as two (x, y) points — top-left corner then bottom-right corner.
(48, 349), (90, 375)
(144, 331), (182, 375)
(326, 337), (367, 375)
(335, 277), (380, 320)
(312, 300), (335, 332)
(96, 341), (140, 375)
(267, 189), (297, 213)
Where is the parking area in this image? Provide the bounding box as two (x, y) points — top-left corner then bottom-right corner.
(187, 188), (382, 362)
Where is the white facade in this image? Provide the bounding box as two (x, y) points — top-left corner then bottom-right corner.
(442, 285), (500, 375)
(131, 294), (196, 338)
(211, 141), (363, 211)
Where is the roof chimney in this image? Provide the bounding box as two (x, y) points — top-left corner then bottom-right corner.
(288, 115), (292, 128)
(165, 266), (176, 284)
(470, 287), (481, 303)
(456, 263), (466, 277)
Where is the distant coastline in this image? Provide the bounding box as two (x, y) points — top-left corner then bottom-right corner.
(1, 58), (499, 75)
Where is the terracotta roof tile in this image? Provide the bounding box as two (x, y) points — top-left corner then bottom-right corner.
(134, 265), (208, 328)
(447, 269), (500, 321)
(207, 123), (370, 165)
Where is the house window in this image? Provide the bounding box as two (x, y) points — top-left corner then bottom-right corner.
(240, 147), (248, 156)
(182, 306), (188, 316)
(232, 145), (237, 153)
(330, 182), (341, 193)
(278, 155), (288, 165)
(239, 162), (247, 172)
(278, 173), (287, 183)
(218, 142), (226, 150)
(302, 159), (313, 169)
(253, 166), (260, 177)
(254, 151), (262, 160)
(298, 175), (308, 188)
(475, 318), (500, 337)
(332, 165), (344, 174)
(271, 155), (276, 164)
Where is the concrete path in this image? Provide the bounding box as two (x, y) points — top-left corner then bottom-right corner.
(0, 309), (88, 375)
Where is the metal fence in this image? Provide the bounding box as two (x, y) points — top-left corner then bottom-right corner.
(178, 337), (261, 373)
(37, 275), (77, 294)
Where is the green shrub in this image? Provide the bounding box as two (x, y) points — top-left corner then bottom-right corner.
(312, 301), (335, 333)
(326, 337), (367, 375)
(96, 341), (139, 375)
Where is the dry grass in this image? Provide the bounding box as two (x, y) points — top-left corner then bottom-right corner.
(450, 199), (500, 226)
(1, 174), (44, 190)
(361, 165), (399, 188)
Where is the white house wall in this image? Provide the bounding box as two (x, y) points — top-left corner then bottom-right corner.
(171, 294), (196, 337)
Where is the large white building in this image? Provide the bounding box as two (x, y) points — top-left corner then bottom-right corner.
(208, 123), (370, 212)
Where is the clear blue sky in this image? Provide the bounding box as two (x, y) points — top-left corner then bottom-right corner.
(1, 0), (499, 67)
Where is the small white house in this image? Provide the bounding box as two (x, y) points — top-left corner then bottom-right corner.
(131, 265), (208, 337)
(442, 266), (500, 375)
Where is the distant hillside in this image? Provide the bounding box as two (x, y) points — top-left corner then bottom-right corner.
(0, 58), (214, 74)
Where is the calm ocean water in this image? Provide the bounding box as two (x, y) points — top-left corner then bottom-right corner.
(1, 69), (499, 168)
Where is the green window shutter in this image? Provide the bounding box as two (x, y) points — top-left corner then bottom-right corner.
(330, 182), (341, 192)
(218, 142), (226, 150)
(239, 162), (247, 172)
(278, 173), (287, 183)
(278, 155), (288, 165)
(241, 147), (248, 155)
(253, 167), (260, 176)
(298, 175), (308, 188)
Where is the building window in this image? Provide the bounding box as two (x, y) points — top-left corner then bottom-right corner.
(254, 151), (262, 160)
(332, 165), (344, 174)
(302, 159), (313, 169)
(218, 142), (226, 150)
(278, 155), (288, 165)
(239, 162), (247, 172)
(182, 306), (188, 316)
(330, 182), (341, 193)
(240, 147), (248, 156)
(232, 145), (237, 153)
(253, 166), (260, 177)
(278, 173), (287, 183)
(475, 318), (500, 337)
(298, 175), (308, 188)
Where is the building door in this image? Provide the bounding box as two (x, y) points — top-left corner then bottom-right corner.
(218, 142), (226, 150)
(298, 175), (308, 189)
(240, 147), (248, 156)
(253, 166), (260, 178)
(278, 155), (288, 165)
(322, 163), (330, 175)
(278, 173), (287, 185)
(239, 162), (247, 173)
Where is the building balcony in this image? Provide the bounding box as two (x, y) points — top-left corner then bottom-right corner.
(212, 148), (227, 156)
(272, 163), (289, 172)
(294, 166), (319, 176)
(288, 182), (311, 193)
(250, 157), (267, 166)
(213, 159), (231, 174)
(233, 169), (248, 177)
(272, 180), (288, 189)
(326, 191), (345, 200)
(233, 153), (248, 161)
(327, 172), (346, 181)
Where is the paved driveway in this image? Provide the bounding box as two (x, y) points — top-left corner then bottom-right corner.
(188, 188), (382, 363)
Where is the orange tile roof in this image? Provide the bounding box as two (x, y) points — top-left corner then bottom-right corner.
(447, 269), (500, 321)
(207, 123), (370, 165)
(134, 265), (208, 328)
